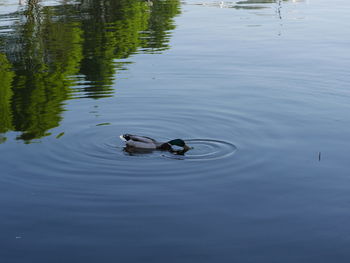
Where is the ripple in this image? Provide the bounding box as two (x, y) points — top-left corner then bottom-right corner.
(2, 100), (272, 184)
(162, 139), (237, 161)
(21, 124), (244, 182)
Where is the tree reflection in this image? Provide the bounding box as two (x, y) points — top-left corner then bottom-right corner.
(79, 0), (150, 98)
(0, 54), (14, 138)
(143, 0), (180, 52)
(0, 0), (180, 142)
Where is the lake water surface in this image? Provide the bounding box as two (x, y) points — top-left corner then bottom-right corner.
(1, 0), (350, 262)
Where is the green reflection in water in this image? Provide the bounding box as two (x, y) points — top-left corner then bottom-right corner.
(0, 0), (180, 142)
(6, 1), (83, 141)
(144, 0), (181, 52)
(0, 53), (14, 137)
(79, 0), (150, 97)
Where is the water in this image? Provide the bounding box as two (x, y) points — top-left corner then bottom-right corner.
(1, 0), (350, 262)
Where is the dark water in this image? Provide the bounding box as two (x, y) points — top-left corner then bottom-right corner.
(1, 0), (350, 262)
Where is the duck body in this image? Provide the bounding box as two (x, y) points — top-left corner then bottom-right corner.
(119, 134), (164, 149)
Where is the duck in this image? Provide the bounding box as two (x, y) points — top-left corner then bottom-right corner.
(120, 134), (191, 154)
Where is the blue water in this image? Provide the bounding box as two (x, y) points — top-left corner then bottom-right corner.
(1, 0), (350, 262)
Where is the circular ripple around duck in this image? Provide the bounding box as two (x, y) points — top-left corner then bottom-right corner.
(21, 123), (242, 183)
(162, 139), (237, 161)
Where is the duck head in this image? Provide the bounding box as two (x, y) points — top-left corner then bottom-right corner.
(167, 139), (191, 152)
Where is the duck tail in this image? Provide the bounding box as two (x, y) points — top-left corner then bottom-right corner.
(119, 134), (130, 141)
